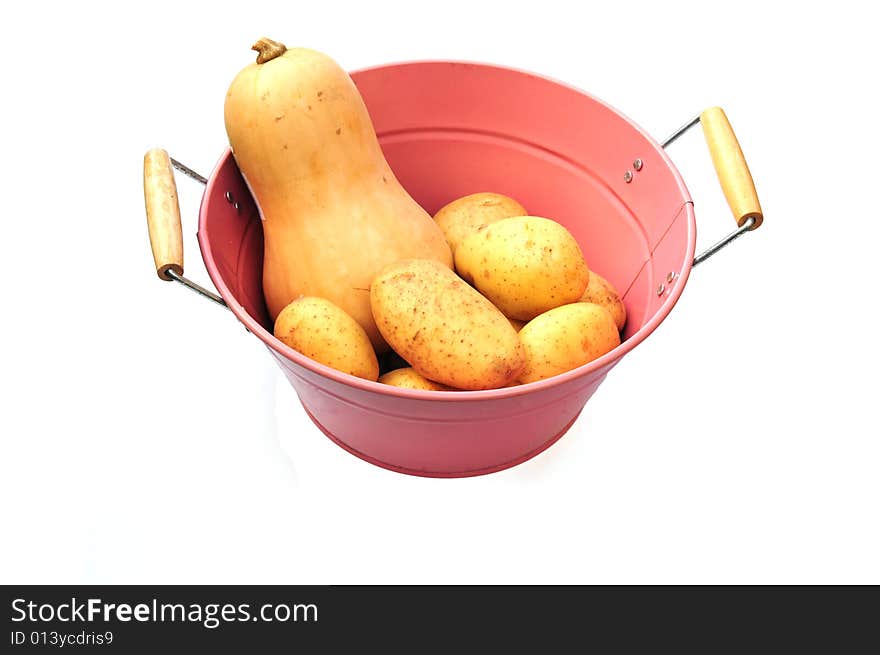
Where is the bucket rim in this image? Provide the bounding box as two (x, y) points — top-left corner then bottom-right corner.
(198, 59), (697, 401)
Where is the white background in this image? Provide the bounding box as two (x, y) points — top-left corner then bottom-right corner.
(1, 0), (878, 584)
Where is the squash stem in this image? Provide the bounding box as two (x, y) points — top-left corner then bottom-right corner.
(252, 38), (287, 64)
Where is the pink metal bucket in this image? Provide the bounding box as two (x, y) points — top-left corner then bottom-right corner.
(145, 61), (762, 477)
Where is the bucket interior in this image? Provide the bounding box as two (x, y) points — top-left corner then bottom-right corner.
(200, 61), (694, 349)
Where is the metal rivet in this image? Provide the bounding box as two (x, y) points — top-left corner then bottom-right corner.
(656, 283), (665, 296)
(225, 191), (234, 203)
(666, 271), (676, 283)
(624, 170), (633, 183)
(633, 158), (643, 171)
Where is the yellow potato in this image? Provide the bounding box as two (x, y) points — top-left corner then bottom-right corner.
(370, 259), (525, 390)
(579, 271), (627, 331)
(455, 216), (589, 321)
(518, 302), (620, 384)
(274, 296), (379, 381)
(379, 367), (455, 391)
(433, 192), (527, 255)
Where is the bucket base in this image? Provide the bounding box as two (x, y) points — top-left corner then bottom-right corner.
(302, 406), (582, 478)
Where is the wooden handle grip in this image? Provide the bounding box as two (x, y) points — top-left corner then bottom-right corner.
(700, 107), (763, 230)
(143, 148), (184, 280)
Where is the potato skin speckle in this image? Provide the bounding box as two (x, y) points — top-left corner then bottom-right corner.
(579, 270), (627, 331)
(274, 296), (379, 381)
(455, 216), (589, 320)
(433, 192), (527, 255)
(370, 259), (525, 390)
(378, 367), (455, 391)
(517, 302), (620, 383)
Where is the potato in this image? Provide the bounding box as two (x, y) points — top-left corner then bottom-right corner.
(379, 367), (455, 391)
(274, 296), (379, 381)
(579, 271), (627, 331)
(455, 216), (589, 321)
(370, 259), (525, 390)
(518, 302), (620, 384)
(433, 192), (527, 254)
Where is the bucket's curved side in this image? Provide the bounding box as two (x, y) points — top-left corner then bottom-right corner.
(304, 406), (583, 478)
(271, 350), (614, 477)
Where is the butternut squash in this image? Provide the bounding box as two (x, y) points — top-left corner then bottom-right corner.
(224, 38), (453, 350)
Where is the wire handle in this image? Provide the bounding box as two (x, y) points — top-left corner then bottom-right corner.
(662, 108), (764, 265)
(142, 150), (227, 307)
